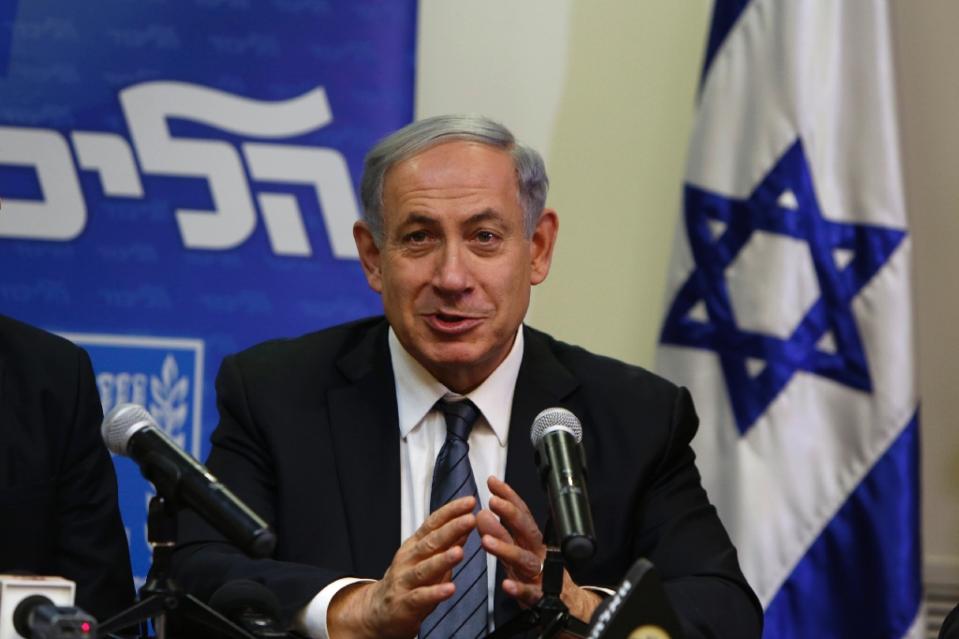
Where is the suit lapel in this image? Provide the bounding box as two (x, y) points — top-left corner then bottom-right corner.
(496, 325), (579, 627)
(327, 321), (401, 578)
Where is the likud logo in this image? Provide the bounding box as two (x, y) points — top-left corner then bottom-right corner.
(0, 82), (360, 260)
(61, 331), (204, 586)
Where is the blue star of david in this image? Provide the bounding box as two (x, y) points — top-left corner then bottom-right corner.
(660, 139), (906, 435)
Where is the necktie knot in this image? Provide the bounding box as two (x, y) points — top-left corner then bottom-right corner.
(436, 397), (480, 442)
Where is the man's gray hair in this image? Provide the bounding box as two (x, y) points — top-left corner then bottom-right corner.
(359, 114), (549, 243)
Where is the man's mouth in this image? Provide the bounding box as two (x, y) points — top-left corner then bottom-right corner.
(424, 311), (485, 334)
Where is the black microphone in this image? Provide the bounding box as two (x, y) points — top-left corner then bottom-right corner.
(587, 558), (685, 639)
(13, 595), (97, 639)
(102, 403), (276, 558)
(530, 407), (596, 560)
(209, 580), (289, 638)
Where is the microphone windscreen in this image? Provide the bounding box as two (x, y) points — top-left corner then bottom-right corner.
(530, 407), (583, 446)
(101, 403), (156, 455)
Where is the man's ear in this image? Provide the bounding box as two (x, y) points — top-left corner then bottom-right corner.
(530, 209), (558, 285)
(353, 221), (383, 293)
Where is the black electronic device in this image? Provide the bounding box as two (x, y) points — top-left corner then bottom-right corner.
(13, 595), (96, 639)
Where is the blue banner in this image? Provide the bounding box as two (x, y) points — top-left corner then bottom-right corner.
(0, 0), (416, 586)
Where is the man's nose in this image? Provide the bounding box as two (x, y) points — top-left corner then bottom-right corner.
(432, 241), (472, 293)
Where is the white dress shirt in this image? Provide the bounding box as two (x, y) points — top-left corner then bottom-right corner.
(295, 327), (524, 638)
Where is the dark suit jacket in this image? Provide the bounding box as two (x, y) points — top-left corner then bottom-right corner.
(173, 317), (762, 637)
(0, 314), (135, 622)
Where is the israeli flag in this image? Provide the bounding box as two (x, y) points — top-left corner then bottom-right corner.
(656, 2), (921, 637)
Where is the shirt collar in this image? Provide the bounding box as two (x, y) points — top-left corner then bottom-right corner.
(389, 327), (524, 447)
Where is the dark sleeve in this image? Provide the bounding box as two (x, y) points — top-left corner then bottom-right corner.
(171, 354), (345, 626)
(55, 346), (137, 621)
(633, 387), (763, 639)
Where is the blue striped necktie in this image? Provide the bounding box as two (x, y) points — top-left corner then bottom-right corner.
(419, 398), (488, 639)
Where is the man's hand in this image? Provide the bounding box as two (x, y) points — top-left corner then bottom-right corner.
(477, 477), (602, 624)
(327, 496), (477, 639)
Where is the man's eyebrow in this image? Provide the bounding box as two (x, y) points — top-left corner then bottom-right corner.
(396, 212), (440, 229)
(465, 208), (504, 225)
(396, 209), (504, 228)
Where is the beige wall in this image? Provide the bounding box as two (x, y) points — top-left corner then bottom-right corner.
(418, 0), (709, 367)
(891, 1), (959, 579)
(529, 2), (708, 369)
(417, 0), (959, 575)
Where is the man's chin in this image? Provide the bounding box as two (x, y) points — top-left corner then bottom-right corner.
(414, 344), (498, 387)
(424, 347), (485, 369)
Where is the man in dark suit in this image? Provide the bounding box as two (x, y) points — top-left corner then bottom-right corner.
(0, 314), (135, 622)
(173, 115), (762, 638)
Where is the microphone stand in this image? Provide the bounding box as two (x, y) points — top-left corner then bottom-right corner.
(98, 496), (256, 639)
(487, 547), (590, 639)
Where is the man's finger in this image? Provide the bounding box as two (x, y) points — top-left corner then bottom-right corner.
(488, 476), (534, 518)
(487, 477), (541, 542)
(488, 494), (543, 548)
(414, 496), (476, 540)
(481, 534), (543, 581)
(476, 508), (512, 543)
(399, 545), (463, 589)
(502, 578), (542, 608)
(412, 512), (476, 560)
(402, 582), (458, 615)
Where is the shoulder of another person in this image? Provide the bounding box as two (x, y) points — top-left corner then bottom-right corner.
(0, 313), (82, 355)
(231, 315), (387, 365)
(220, 316), (391, 402)
(0, 314), (84, 383)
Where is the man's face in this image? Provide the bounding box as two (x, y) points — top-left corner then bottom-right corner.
(354, 140), (558, 392)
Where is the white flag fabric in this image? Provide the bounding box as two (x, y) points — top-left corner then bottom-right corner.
(656, 1), (921, 637)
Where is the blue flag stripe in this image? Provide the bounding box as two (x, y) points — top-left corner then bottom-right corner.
(762, 412), (922, 638)
(700, 0), (752, 83)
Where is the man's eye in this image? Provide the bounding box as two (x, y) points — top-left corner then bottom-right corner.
(405, 230), (431, 243)
(475, 231), (497, 243)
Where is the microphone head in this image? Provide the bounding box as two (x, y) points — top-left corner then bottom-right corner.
(530, 407), (583, 447)
(101, 403), (157, 456)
